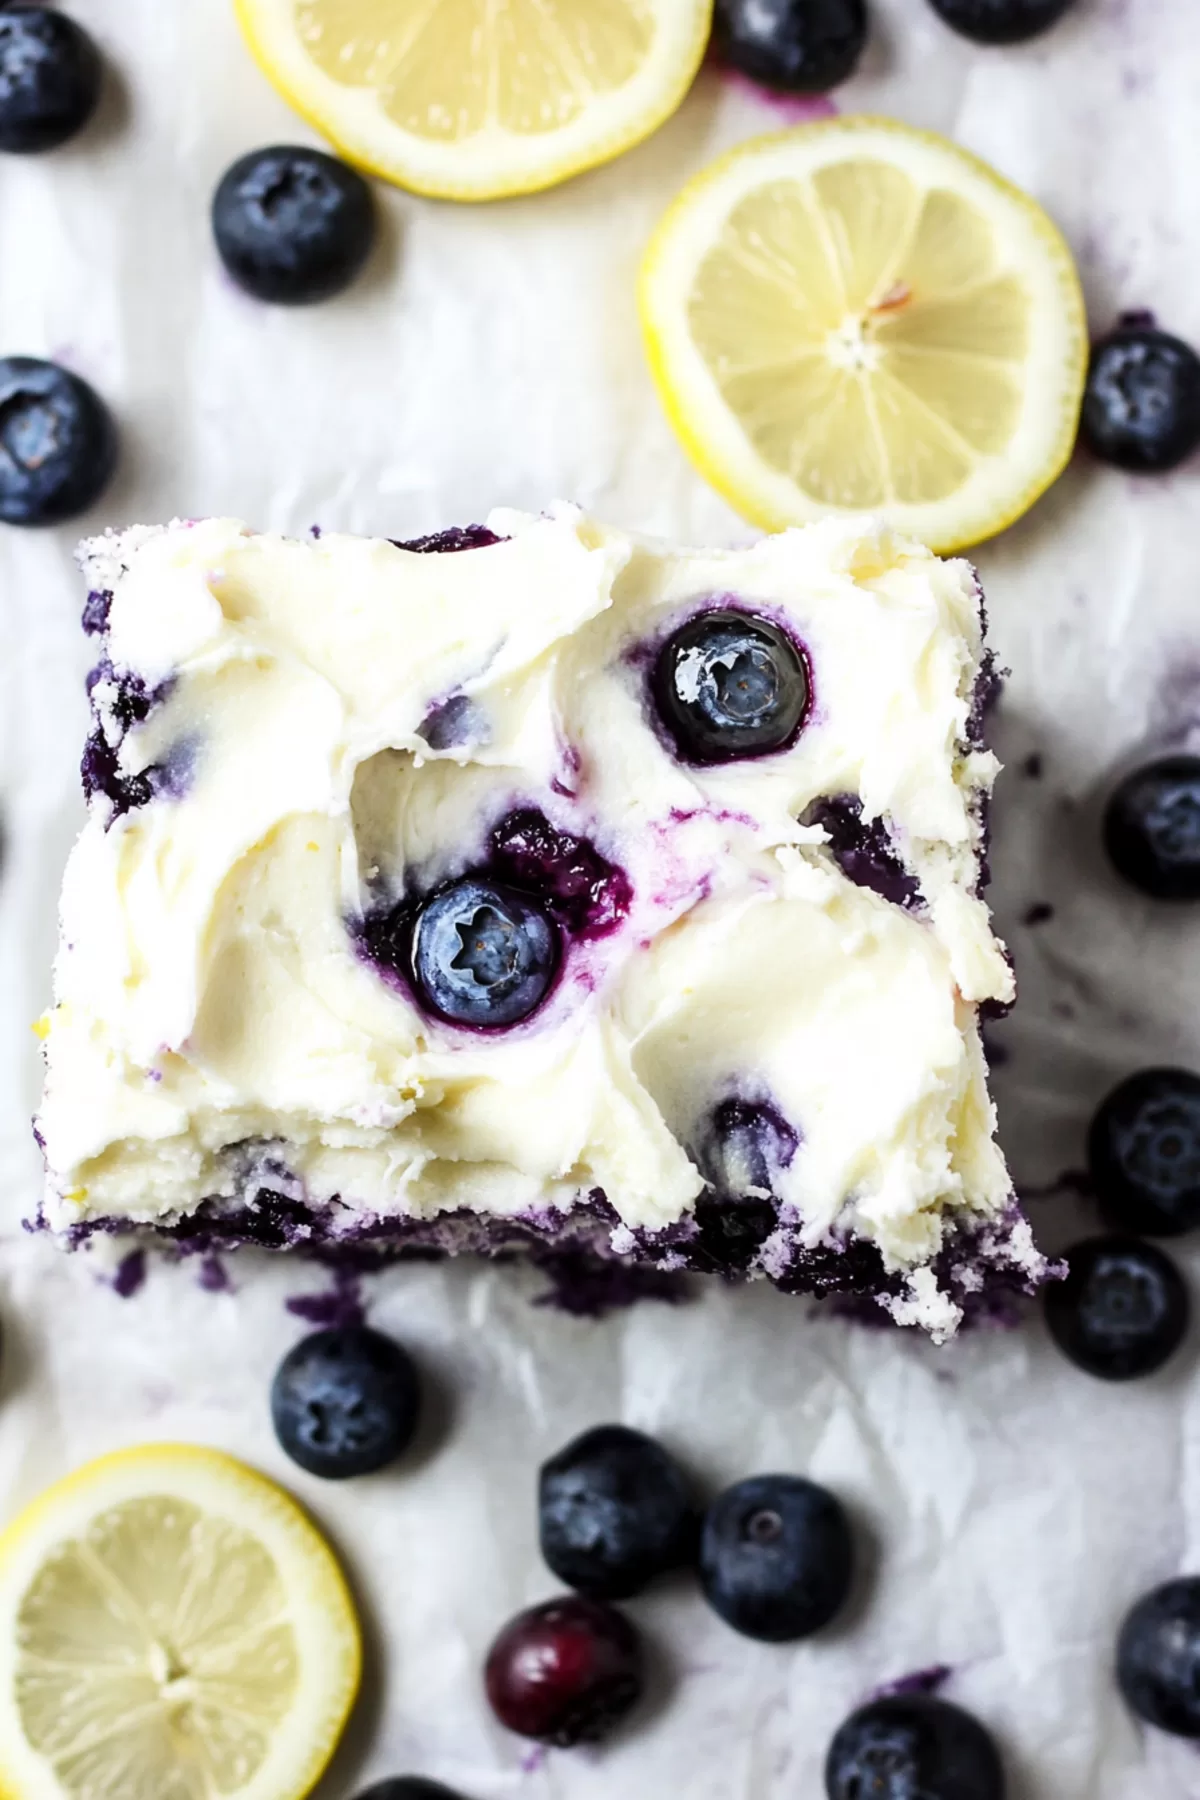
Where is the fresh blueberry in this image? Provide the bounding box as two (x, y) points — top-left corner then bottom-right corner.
(1044, 1236), (1188, 1381)
(926, 0), (1075, 45)
(1118, 1577), (1200, 1737)
(484, 1596), (643, 1746)
(825, 1694), (1005, 1800)
(410, 875), (559, 1029)
(699, 1473), (853, 1641)
(539, 1424), (697, 1601)
(1081, 326), (1200, 473)
(212, 146), (375, 305)
(713, 0), (867, 92)
(0, 357), (116, 526)
(653, 609), (810, 765)
(271, 1324), (420, 1479)
(1088, 1069), (1200, 1236)
(0, 6), (100, 154)
(1104, 756), (1200, 900)
(352, 1784), (466, 1800)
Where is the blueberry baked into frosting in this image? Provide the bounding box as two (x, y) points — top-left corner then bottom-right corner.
(35, 506), (1046, 1337)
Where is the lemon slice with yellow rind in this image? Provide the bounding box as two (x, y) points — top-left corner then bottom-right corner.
(0, 1445), (360, 1800)
(640, 117), (1087, 552)
(234, 0), (712, 201)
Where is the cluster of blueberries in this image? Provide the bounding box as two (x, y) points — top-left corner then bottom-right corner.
(1, 1), (1200, 528)
(272, 1329), (1007, 1796)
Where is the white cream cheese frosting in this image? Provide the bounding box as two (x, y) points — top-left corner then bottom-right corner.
(37, 505), (1027, 1334)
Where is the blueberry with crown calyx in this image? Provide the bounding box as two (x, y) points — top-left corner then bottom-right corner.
(654, 609), (809, 765)
(1118, 1577), (1200, 1737)
(0, 6), (101, 154)
(1081, 325), (1200, 472)
(0, 357), (116, 526)
(271, 1325), (420, 1479)
(411, 875), (558, 1029)
(213, 145), (374, 304)
(1044, 1236), (1188, 1381)
(1088, 1068), (1200, 1236)
(825, 1693), (1005, 1799)
(539, 1424), (697, 1600)
(1104, 756), (1200, 899)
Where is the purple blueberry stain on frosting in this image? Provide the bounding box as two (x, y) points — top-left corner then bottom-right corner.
(392, 524), (505, 555)
(417, 692), (490, 752)
(490, 809), (632, 939)
(81, 587), (111, 635)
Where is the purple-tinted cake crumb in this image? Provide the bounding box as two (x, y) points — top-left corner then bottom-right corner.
(81, 588), (111, 635)
(490, 809), (632, 938)
(806, 795), (921, 910)
(531, 1248), (691, 1319)
(871, 1665), (954, 1702)
(1023, 902), (1055, 927)
(309, 524), (322, 540)
(285, 1267), (366, 1329)
(81, 658), (178, 822)
(112, 1248), (146, 1298)
(393, 524), (505, 555)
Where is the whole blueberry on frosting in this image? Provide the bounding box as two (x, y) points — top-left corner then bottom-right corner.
(1081, 326), (1200, 473)
(926, 0), (1075, 44)
(1118, 1577), (1200, 1737)
(654, 609), (809, 764)
(825, 1694), (1005, 1800)
(1044, 1236), (1188, 1381)
(539, 1424), (697, 1600)
(411, 875), (559, 1028)
(0, 6), (101, 154)
(713, 0), (867, 92)
(212, 146), (375, 304)
(0, 357), (116, 526)
(1088, 1069), (1200, 1236)
(484, 1596), (643, 1746)
(271, 1325), (420, 1479)
(700, 1473), (853, 1641)
(1104, 756), (1200, 900)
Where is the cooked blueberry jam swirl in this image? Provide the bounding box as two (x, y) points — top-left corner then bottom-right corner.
(653, 608), (810, 764)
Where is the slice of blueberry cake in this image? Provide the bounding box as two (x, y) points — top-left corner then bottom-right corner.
(36, 506), (1047, 1337)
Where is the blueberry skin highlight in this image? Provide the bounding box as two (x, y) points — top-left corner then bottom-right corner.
(538, 1424), (698, 1601)
(713, 0), (867, 93)
(484, 1596), (643, 1747)
(699, 1473), (853, 1642)
(1104, 756), (1200, 900)
(1081, 327), (1200, 473)
(212, 145), (375, 304)
(825, 1694), (1005, 1800)
(1118, 1577), (1200, 1738)
(0, 357), (117, 526)
(1088, 1068), (1200, 1237)
(0, 6), (101, 154)
(653, 609), (810, 765)
(1044, 1236), (1189, 1381)
(271, 1325), (420, 1479)
(926, 0), (1075, 45)
(410, 875), (559, 1029)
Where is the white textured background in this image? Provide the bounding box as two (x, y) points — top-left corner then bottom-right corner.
(1, 0), (1199, 1794)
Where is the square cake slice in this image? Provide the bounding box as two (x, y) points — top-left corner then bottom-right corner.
(36, 506), (1048, 1337)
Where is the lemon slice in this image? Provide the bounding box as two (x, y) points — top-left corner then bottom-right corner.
(0, 1445), (360, 1800)
(639, 116), (1087, 552)
(234, 0), (712, 202)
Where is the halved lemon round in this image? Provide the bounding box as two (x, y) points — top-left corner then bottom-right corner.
(640, 116), (1088, 552)
(234, 0), (713, 202)
(0, 1445), (361, 1800)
